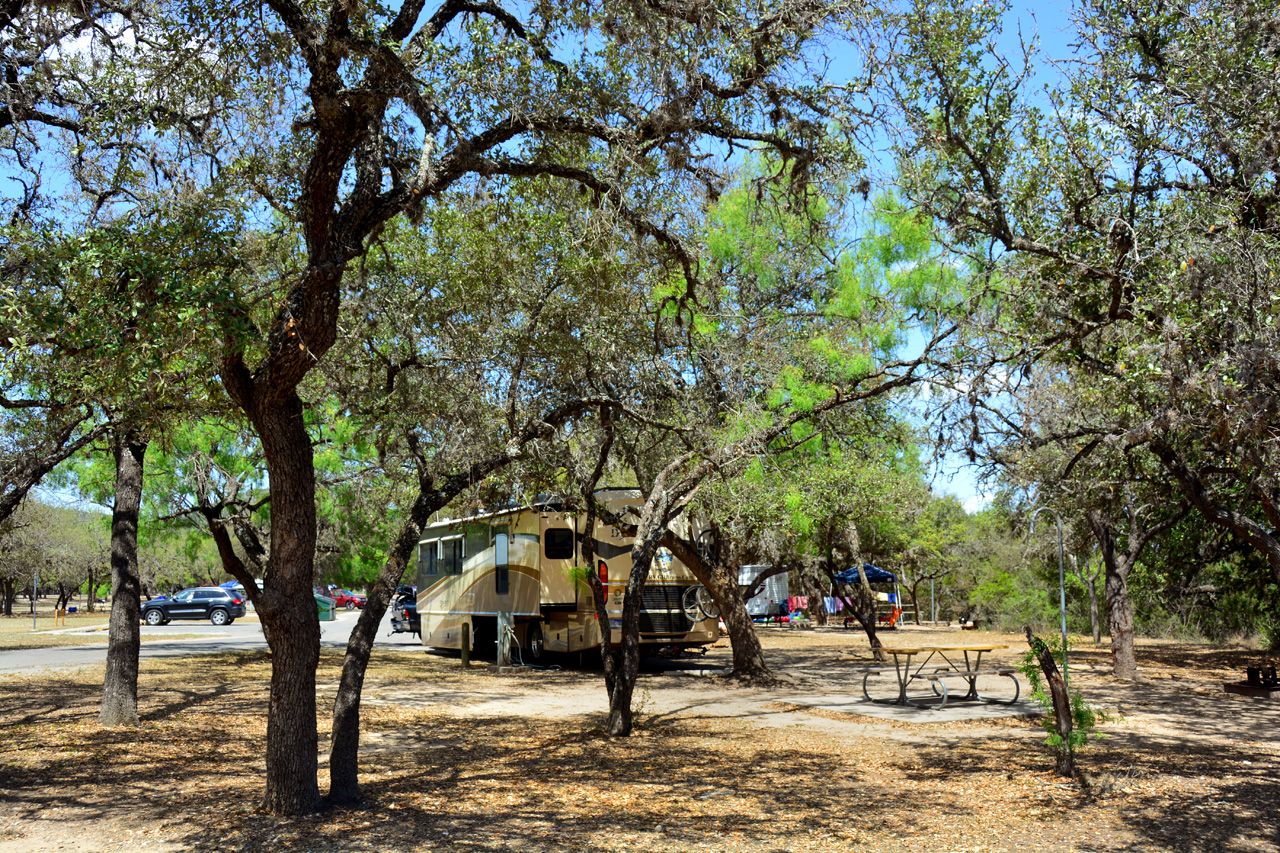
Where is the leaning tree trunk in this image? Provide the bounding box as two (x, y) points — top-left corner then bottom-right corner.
(708, 560), (772, 681)
(843, 591), (884, 661)
(329, 514), (422, 805)
(831, 568), (883, 662)
(1025, 626), (1074, 779)
(664, 532), (773, 683)
(100, 430), (147, 727)
(583, 506), (619, 698)
(605, 508), (667, 737)
(254, 395), (323, 815)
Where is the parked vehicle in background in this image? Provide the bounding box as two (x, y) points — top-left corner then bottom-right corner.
(390, 587), (419, 637)
(329, 589), (367, 610)
(140, 587), (247, 626)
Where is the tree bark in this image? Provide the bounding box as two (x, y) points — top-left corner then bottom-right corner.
(1086, 512), (1138, 680)
(329, 413), (583, 805)
(254, 394), (323, 815)
(328, 508), (422, 805)
(605, 488), (671, 737)
(84, 563), (96, 612)
(829, 561), (883, 661)
(605, 533), (658, 737)
(100, 429), (146, 727)
(1085, 501), (1186, 681)
(713, 561), (771, 679)
(1077, 556), (1103, 644)
(1025, 626), (1074, 779)
(1087, 578), (1101, 644)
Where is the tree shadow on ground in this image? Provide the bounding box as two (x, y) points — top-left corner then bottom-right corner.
(1, 639), (1276, 853)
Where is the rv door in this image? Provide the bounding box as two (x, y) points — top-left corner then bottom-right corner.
(538, 513), (576, 605)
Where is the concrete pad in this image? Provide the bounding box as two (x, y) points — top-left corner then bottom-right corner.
(782, 693), (1041, 723)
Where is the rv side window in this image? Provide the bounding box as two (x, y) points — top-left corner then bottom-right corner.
(494, 533), (509, 595)
(440, 537), (463, 575)
(419, 542), (437, 578)
(464, 525), (488, 559)
(544, 528), (574, 560)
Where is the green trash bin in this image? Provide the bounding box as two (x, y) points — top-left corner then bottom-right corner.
(315, 594), (336, 622)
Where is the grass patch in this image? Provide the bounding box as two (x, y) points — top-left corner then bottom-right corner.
(0, 609), (261, 650)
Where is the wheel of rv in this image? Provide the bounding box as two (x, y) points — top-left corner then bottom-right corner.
(525, 622), (546, 663)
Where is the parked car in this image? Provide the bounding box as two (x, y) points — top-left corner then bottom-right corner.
(390, 588), (419, 637)
(329, 589), (367, 610)
(141, 587), (247, 626)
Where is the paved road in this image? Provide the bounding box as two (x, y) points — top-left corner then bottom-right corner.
(0, 606), (424, 674)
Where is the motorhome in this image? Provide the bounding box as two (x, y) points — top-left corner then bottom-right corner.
(414, 489), (719, 660)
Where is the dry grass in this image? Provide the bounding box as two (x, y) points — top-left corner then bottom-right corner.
(0, 632), (1276, 852)
(0, 607), (259, 650)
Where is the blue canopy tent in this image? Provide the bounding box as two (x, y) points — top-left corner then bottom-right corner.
(832, 564), (895, 584)
(831, 564), (905, 628)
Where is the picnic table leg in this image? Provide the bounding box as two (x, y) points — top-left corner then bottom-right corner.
(898, 653), (938, 709)
(959, 651), (982, 700)
(894, 654), (909, 704)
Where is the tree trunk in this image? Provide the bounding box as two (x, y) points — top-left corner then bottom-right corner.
(662, 530), (772, 683)
(1025, 626), (1074, 778)
(84, 564), (96, 612)
(605, 503), (667, 737)
(328, 518), (419, 805)
(1084, 564), (1102, 645)
(830, 562), (883, 661)
(255, 394), (322, 815)
(100, 430), (146, 727)
(906, 573), (926, 622)
(708, 560), (772, 681)
(1086, 512), (1137, 680)
(1, 578), (14, 616)
(842, 590), (883, 659)
(1103, 556), (1137, 679)
(583, 508), (619, 699)
(329, 477), (459, 805)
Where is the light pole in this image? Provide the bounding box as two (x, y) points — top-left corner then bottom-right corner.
(1030, 506), (1068, 686)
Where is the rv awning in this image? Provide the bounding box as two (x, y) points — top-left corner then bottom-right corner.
(833, 564), (895, 584)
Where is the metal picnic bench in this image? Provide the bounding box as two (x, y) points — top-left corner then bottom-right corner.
(855, 643), (1020, 710)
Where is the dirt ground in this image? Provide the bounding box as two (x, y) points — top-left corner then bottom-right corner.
(0, 625), (1275, 853)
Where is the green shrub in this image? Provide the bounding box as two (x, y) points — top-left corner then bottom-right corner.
(1019, 635), (1107, 756)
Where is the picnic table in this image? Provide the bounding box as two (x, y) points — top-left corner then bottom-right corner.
(857, 643), (1020, 710)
